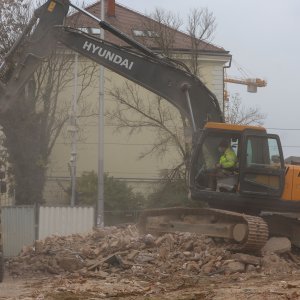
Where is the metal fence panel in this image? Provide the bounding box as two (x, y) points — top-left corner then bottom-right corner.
(38, 206), (94, 240)
(2, 206), (35, 257)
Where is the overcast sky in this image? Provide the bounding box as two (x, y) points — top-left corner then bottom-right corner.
(77, 0), (300, 157)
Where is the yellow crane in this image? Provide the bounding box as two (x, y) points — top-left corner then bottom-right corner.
(225, 77), (267, 92)
(224, 58), (267, 101)
(224, 76), (267, 102)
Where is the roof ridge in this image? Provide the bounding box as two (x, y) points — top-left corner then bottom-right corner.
(81, 1), (225, 51)
(68, 1), (228, 54)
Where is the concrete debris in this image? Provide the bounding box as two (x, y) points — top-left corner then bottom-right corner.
(143, 234), (155, 247)
(231, 253), (261, 266)
(261, 253), (293, 274)
(225, 261), (245, 274)
(6, 225), (298, 282)
(245, 264), (257, 272)
(261, 237), (292, 255)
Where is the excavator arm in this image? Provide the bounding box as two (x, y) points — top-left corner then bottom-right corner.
(0, 0), (70, 113)
(0, 0), (223, 130)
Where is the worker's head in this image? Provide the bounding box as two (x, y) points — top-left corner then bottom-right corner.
(218, 139), (229, 153)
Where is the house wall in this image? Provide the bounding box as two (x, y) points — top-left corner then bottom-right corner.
(46, 53), (230, 204)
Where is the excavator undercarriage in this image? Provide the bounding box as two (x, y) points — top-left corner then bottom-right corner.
(138, 207), (300, 252)
(139, 207), (269, 252)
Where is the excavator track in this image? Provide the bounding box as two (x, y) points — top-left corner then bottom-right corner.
(229, 214), (269, 251)
(138, 207), (269, 252)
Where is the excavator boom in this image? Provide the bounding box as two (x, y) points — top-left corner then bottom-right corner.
(0, 0), (223, 129)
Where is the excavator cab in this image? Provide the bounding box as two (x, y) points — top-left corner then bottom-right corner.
(190, 122), (285, 201)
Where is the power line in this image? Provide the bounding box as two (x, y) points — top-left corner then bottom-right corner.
(50, 170), (162, 175)
(267, 128), (300, 131)
(78, 124), (300, 131)
(56, 141), (300, 148)
(56, 141), (177, 146)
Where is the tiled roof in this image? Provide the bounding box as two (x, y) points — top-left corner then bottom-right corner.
(67, 2), (229, 54)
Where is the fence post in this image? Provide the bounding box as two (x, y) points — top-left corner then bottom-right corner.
(34, 203), (39, 241)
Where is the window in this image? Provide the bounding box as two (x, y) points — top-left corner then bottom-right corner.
(194, 134), (240, 189)
(78, 27), (101, 35)
(246, 136), (281, 168)
(244, 136), (282, 190)
(201, 136), (221, 169)
(90, 28), (101, 35)
(268, 138), (281, 165)
(147, 30), (159, 37)
(132, 30), (146, 37)
(197, 134), (240, 171)
(132, 29), (159, 37)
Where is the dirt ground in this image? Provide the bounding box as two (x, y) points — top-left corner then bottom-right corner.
(2, 226), (300, 299)
(2, 272), (300, 299)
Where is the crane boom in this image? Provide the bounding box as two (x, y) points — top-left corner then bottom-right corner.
(224, 77), (267, 93)
(224, 77), (266, 87)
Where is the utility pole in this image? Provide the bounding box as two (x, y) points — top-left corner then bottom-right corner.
(97, 0), (105, 227)
(70, 53), (78, 207)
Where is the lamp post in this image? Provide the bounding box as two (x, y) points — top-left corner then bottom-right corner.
(97, 0), (105, 227)
(70, 53), (78, 207)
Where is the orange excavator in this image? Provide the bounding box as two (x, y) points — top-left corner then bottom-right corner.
(0, 1), (300, 281)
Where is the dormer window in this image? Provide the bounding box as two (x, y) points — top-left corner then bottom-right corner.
(132, 30), (146, 37)
(78, 27), (101, 35)
(132, 29), (159, 37)
(147, 31), (159, 37)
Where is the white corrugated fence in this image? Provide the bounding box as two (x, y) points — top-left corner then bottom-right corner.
(2, 206), (35, 257)
(39, 206), (94, 240)
(1, 206), (95, 257)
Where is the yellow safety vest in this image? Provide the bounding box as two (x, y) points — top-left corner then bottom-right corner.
(219, 147), (237, 169)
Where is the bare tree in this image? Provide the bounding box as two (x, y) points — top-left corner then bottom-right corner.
(0, 1), (98, 204)
(141, 8), (183, 57)
(187, 8), (216, 75)
(225, 93), (266, 125)
(0, 0), (30, 58)
(106, 82), (189, 181)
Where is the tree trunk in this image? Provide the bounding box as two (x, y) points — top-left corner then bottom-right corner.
(1, 91), (47, 205)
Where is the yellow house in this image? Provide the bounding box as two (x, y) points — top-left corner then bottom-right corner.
(43, 1), (231, 204)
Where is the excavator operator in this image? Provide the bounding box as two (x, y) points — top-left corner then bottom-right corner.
(213, 139), (239, 192)
(216, 139), (238, 172)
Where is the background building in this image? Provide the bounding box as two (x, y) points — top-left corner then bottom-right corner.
(44, 0), (231, 204)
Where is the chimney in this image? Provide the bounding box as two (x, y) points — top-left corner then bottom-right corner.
(107, 0), (116, 17)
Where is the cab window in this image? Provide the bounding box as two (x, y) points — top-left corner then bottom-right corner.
(246, 136), (282, 168)
(244, 136), (282, 190)
(199, 135), (240, 170)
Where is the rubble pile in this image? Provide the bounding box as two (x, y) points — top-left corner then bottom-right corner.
(7, 225), (300, 281)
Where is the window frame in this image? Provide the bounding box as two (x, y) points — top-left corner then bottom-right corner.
(239, 133), (285, 198)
